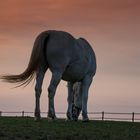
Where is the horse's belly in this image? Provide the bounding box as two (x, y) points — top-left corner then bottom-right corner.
(62, 72), (83, 82)
(62, 61), (88, 82)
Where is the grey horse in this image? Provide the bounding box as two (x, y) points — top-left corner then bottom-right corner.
(0, 30), (96, 121)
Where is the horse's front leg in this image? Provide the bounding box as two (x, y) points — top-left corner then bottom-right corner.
(35, 70), (46, 121)
(48, 72), (62, 120)
(73, 82), (82, 120)
(81, 76), (92, 122)
(66, 82), (74, 120)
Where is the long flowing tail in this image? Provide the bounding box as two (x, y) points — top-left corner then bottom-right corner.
(0, 31), (49, 87)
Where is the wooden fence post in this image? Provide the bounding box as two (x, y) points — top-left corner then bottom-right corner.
(0, 111), (2, 117)
(132, 112), (134, 122)
(102, 111), (104, 120)
(22, 111), (24, 117)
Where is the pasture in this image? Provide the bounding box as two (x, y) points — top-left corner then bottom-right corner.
(0, 117), (140, 140)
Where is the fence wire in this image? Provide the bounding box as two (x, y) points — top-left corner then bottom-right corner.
(0, 111), (140, 122)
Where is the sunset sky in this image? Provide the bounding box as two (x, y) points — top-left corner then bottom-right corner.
(0, 0), (140, 114)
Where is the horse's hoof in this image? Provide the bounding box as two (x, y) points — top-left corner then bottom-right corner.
(47, 116), (57, 122)
(66, 115), (73, 122)
(73, 118), (78, 122)
(82, 117), (89, 122)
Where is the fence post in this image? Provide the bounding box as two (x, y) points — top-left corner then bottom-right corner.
(22, 111), (24, 117)
(132, 112), (134, 122)
(102, 111), (104, 120)
(0, 111), (2, 117)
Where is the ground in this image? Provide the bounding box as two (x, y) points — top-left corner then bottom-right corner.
(0, 117), (140, 140)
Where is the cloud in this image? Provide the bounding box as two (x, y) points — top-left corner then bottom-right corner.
(0, 0), (139, 29)
(0, 0), (140, 112)
(0, 0), (140, 77)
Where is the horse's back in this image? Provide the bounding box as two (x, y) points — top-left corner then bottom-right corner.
(46, 31), (79, 71)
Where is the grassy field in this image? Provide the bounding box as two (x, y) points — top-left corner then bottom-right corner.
(0, 117), (140, 140)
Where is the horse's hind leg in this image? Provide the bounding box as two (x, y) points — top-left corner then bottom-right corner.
(34, 68), (46, 121)
(66, 82), (74, 120)
(81, 76), (92, 122)
(48, 72), (62, 120)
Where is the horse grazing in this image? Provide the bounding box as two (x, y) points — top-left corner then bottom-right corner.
(0, 30), (96, 121)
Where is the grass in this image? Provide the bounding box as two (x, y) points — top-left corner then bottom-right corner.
(0, 117), (140, 140)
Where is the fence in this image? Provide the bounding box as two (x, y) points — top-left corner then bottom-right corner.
(0, 111), (140, 122)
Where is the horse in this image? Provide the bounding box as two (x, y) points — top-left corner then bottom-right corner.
(0, 30), (96, 122)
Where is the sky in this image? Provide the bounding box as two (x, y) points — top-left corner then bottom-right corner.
(0, 0), (140, 115)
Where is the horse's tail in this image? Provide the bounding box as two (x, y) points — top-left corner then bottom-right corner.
(0, 31), (49, 87)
